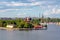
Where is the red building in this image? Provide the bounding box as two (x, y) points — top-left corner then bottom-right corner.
(34, 25), (43, 29)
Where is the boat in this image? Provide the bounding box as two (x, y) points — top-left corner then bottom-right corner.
(40, 22), (47, 29)
(34, 22), (47, 30)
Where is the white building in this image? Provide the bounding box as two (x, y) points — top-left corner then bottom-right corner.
(6, 24), (14, 28)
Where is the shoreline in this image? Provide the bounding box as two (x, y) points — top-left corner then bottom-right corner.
(0, 27), (19, 30)
(0, 27), (34, 30)
(0, 27), (47, 31)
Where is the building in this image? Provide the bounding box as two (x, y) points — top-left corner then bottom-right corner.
(6, 24), (15, 28)
(24, 17), (31, 22)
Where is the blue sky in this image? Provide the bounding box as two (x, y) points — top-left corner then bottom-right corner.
(0, 0), (60, 18)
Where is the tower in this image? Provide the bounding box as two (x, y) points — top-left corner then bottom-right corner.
(41, 14), (44, 23)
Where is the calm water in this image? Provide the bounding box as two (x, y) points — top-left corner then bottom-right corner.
(0, 24), (60, 40)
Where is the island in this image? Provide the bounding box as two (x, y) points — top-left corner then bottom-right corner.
(0, 17), (60, 30)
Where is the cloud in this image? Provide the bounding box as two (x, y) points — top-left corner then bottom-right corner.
(0, 1), (48, 7)
(0, 9), (19, 12)
(0, 1), (59, 8)
(0, 0), (59, 7)
(43, 6), (60, 17)
(52, 8), (60, 14)
(6, 2), (41, 6)
(0, 2), (39, 6)
(0, 8), (32, 12)
(0, 0), (60, 18)
(56, 9), (60, 13)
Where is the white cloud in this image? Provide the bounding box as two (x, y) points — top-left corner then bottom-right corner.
(55, 9), (60, 13)
(0, 9), (19, 12)
(0, 1), (46, 6)
(52, 8), (56, 13)
(0, 1), (58, 7)
(0, 1), (57, 7)
(51, 8), (60, 14)
(43, 7), (60, 17)
(56, 9), (60, 13)
(0, 1), (60, 17)
(0, 8), (32, 12)
(6, 2), (41, 6)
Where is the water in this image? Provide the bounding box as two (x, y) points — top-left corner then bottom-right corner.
(0, 24), (60, 40)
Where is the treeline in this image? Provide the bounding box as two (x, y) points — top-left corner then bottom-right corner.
(44, 18), (60, 22)
(0, 18), (40, 28)
(0, 17), (60, 28)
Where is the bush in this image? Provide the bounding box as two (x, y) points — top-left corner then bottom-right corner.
(24, 23), (34, 28)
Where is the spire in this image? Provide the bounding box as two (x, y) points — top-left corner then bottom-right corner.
(42, 14), (44, 18)
(41, 14), (44, 23)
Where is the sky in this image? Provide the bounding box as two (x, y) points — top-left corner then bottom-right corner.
(0, 0), (60, 18)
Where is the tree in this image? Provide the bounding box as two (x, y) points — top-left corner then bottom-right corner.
(2, 21), (7, 27)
